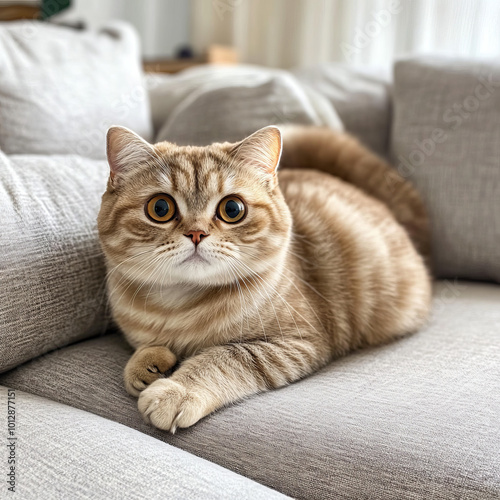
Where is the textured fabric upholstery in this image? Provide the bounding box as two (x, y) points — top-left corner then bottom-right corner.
(0, 387), (288, 500)
(0, 21), (152, 158)
(293, 64), (392, 157)
(391, 57), (500, 282)
(0, 152), (109, 372)
(2, 282), (499, 499)
(148, 65), (343, 146)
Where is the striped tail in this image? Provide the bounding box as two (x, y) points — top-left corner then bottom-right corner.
(279, 125), (431, 262)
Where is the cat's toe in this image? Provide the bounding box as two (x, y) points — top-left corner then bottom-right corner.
(124, 368), (164, 397)
(138, 379), (186, 431)
(171, 399), (206, 431)
(138, 379), (204, 433)
(124, 346), (178, 398)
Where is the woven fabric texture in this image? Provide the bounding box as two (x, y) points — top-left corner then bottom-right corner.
(0, 152), (110, 372)
(2, 282), (499, 499)
(0, 21), (152, 159)
(391, 57), (500, 282)
(0, 387), (288, 500)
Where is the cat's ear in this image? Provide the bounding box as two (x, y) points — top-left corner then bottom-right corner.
(106, 126), (155, 184)
(233, 126), (282, 180)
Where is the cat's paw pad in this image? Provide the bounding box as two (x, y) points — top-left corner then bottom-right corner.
(138, 379), (204, 433)
(124, 346), (177, 397)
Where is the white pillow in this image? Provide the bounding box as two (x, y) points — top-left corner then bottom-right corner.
(0, 21), (152, 158)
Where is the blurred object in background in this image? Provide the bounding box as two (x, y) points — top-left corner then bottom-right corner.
(55, 0), (191, 59)
(143, 44), (238, 74)
(0, 1), (40, 21)
(41, 0), (70, 19)
(0, 0), (70, 20)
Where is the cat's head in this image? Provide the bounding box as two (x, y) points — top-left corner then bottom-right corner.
(97, 126), (292, 288)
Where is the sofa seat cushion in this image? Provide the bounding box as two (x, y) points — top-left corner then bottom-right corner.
(0, 387), (287, 500)
(1, 281), (499, 500)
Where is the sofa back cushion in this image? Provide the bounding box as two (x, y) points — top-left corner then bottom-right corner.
(0, 152), (110, 373)
(391, 57), (500, 282)
(294, 64), (392, 158)
(0, 21), (152, 159)
(151, 65), (343, 146)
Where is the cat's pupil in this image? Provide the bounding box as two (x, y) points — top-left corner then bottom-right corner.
(155, 199), (169, 217)
(225, 200), (240, 219)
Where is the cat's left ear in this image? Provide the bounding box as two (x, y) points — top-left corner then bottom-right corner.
(233, 126), (282, 182)
(106, 126), (155, 185)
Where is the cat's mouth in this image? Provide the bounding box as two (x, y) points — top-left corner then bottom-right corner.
(181, 251), (208, 264)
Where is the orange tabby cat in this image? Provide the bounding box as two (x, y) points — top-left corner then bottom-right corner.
(97, 125), (431, 433)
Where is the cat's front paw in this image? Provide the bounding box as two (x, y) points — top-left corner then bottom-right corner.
(124, 346), (177, 397)
(138, 379), (205, 433)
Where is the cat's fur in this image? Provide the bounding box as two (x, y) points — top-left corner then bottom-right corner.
(97, 125), (431, 432)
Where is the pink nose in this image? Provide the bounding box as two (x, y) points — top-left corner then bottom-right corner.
(184, 230), (209, 246)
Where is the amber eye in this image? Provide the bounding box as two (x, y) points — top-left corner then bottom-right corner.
(217, 196), (246, 224)
(146, 194), (176, 223)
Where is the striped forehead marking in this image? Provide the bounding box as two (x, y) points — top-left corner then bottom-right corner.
(158, 150), (235, 211)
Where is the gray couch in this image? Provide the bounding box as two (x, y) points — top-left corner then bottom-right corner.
(1, 22), (499, 500)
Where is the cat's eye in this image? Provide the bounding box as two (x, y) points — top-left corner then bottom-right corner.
(217, 196), (246, 224)
(146, 194), (176, 223)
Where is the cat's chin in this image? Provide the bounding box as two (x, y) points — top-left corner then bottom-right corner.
(175, 273), (234, 288)
(168, 260), (248, 288)
(181, 253), (208, 264)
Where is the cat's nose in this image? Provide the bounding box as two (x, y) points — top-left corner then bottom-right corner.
(184, 230), (209, 246)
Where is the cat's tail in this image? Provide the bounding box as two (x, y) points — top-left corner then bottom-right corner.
(279, 125), (431, 261)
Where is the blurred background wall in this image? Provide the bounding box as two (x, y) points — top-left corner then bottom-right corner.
(52, 0), (500, 68)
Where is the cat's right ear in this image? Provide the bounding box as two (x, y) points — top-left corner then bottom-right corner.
(106, 126), (155, 185)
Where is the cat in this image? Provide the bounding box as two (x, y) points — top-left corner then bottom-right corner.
(97, 124), (431, 433)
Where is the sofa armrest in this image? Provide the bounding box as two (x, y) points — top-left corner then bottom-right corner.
(0, 387), (288, 499)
